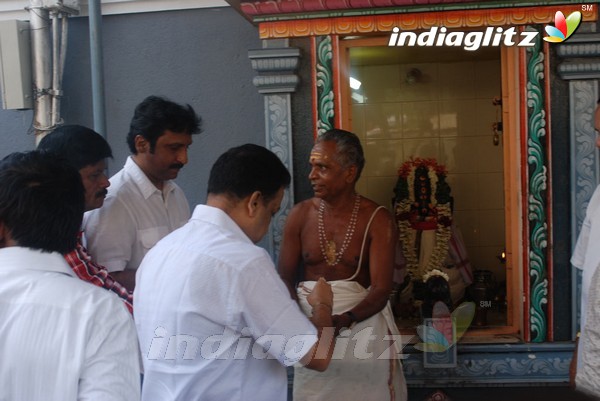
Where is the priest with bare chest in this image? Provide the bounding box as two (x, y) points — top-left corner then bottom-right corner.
(279, 129), (407, 401)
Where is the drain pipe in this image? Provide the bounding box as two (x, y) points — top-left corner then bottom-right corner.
(50, 9), (68, 127)
(28, 0), (52, 144)
(88, 0), (106, 138)
(29, 0), (76, 144)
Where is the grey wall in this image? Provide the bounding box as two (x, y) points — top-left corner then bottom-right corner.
(0, 108), (34, 152)
(0, 6), (265, 207)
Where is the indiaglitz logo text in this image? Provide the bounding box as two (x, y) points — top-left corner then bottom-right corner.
(388, 26), (539, 51)
(388, 10), (583, 51)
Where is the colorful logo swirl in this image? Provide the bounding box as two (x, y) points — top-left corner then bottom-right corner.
(543, 11), (582, 43)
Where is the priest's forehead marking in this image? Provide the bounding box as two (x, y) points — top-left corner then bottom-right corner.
(310, 150), (330, 163)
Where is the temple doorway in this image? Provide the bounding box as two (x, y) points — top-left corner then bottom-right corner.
(340, 37), (518, 338)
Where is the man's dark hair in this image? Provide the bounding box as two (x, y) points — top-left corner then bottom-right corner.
(37, 125), (112, 170)
(317, 129), (365, 181)
(0, 151), (84, 254)
(207, 144), (291, 202)
(127, 95), (202, 154)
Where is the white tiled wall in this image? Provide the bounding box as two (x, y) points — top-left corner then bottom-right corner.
(350, 59), (507, 280)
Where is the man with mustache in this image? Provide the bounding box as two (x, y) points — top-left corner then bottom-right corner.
(38, 125), (133, 312)
(84, 95), (202, 291)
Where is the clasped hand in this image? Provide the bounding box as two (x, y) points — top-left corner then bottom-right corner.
(307, 277), (333, 311)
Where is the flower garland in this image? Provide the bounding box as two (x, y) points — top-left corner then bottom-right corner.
(394, 158), (453, 282)
(422, 268), (450, 283)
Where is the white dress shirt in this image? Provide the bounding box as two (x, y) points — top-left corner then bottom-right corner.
(83, 156), (190, 272)
(572, 185), (600, 368)
(134, 205), (317, 401)
(577, 264), (600, 397)
(0, 246), (140, 401)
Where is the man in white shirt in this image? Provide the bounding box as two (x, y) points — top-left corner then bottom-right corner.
(38, 124), (134, 313)
(0, 151), (140, 401)
(83, 95), (202, 291)
(574, 99), (600, 395)
(134, 144), (335, 401)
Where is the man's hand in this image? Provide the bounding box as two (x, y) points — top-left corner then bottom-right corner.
(111, 270), (136, 293)
(331, 313), (354, 337)
(570, 336), (579, 389)
(301, 277), (335, 371)
(307, 277), (333, 310)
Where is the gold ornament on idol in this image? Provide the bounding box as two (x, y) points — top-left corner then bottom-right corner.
(318, 193), (361, 266)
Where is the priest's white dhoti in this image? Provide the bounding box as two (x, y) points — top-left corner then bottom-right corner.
(294, 280), (407, 401)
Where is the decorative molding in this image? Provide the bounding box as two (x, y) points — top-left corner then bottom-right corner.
(314, 35), (334, 137)
(241, 0), (481, 16)
(558, 63), (600, 80)
(556, 38), (600, 58)
(525, 27), (549, 343)
(248, 44), (300, 261)
(557, 33), (600, 80)
(237, 0), (591, 19)
(249, 48), (301, 94)
(252, 76), (300, 94)
(403, 343), (573, 385)
(257, 6), (596, 39)
(249, 48), (300, 72)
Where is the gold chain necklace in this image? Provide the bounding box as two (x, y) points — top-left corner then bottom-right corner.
(318, 193), (361, 266)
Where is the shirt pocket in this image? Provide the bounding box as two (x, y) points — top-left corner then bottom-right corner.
(139, 226), (169, 251)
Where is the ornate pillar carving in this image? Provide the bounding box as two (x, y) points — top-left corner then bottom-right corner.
(314, 35), (335, 136)
(556, 32), (600, 337)
(525, 27), (550, 343)
(248, 41), (301, 262)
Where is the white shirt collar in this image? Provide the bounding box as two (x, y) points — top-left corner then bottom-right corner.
(0, 247), (75, 277)
(191, 204), (253, 245)
(124, 156), (177, 200)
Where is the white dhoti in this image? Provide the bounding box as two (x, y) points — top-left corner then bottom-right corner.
(294, 280), (408, 401)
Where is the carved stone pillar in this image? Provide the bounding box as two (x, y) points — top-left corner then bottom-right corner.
(556, 33), (600, 337)
(248, 41), (300, 262)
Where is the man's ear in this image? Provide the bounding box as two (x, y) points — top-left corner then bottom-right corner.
(345, 165), (358, 183)
(134, 135), (150, 154)
(0, 221), (13, 248)
(246, 191), (262, 218)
